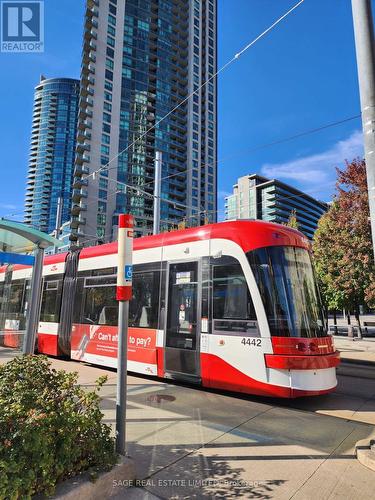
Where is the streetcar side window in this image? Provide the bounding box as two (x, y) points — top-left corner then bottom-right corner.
(81, 275), (118, 326)
(0, 281), (4, 311)
(40, 276), (63, 323)
(73, 277), (85, 324)
(213, 264), (256, 320)
(129, 270), (160, 329)
(7, 279), (26, 316)
(0, 278), (29, 331)
(212, 262), (259, 336)
(76, 267), (161, 329)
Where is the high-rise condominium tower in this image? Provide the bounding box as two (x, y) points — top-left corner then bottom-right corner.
(71, 0), (217, 244)
(25, 77), (79, 233)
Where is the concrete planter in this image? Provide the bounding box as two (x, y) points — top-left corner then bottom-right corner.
(41, 456), (136, 499)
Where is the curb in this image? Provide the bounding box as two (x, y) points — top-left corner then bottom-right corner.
(339, 358), (375, 367)
(47, 456), (136, 499)
(356, 438), (375, 472)
(337, 361), (375, 380)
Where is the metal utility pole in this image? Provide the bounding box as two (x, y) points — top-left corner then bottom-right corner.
(352, 0), (375, 257)
(115, 214), (133, 456)
(54, 197), (63, 237)
(53, 197), (63, 253)
(23, 246), (44, 354)
(153, 151), (162, 235)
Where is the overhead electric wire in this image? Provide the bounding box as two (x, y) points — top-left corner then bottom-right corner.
(2, 109), (359, 237)
(81, 183), (332, 244)
(78, 111), (361, 219)
(5, 2), (306, 231)
(85, 0), (306, 182)
(61, 107), (361, 246)
(3, 0), (344, 241)
(69, 183), (326, 246)
(185, 185), (330, 222)
(139, 113), (361, 190)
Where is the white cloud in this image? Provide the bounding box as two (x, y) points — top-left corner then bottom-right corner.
(260, 130), (364, 186)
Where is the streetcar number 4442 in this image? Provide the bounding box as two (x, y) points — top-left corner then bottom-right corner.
(241, 338), (261, 347)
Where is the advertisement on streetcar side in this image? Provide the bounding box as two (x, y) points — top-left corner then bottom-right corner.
(70, 324), (157, 370)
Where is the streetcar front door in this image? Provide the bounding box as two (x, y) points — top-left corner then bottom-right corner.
(165, 261), (200, 381)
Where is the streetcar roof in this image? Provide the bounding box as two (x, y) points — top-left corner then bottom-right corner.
(0, 220), (309, 275)
(79, 220), (309, 260)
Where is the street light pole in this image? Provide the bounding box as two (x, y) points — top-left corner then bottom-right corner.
(352, 0), (375, 257)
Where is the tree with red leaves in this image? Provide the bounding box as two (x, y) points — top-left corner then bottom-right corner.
(313, 159), (375, 330)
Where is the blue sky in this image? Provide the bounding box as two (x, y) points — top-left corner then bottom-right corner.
(0, 0), (369, 220)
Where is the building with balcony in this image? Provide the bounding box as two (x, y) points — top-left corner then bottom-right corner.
(24, 76), (79, 233)
(71, 0), (217, 244)
(224, 174), (328, 240)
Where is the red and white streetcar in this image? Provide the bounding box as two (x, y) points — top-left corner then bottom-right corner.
(0, 220), (340, 398)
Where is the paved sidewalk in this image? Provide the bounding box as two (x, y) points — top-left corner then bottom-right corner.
(1, 347), (375, 499)
(334, 336), (375, 365)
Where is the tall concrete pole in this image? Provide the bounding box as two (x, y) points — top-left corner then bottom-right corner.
(153, 151), (162, 235)
(352, 0), (375, 257)
(53, 196), (63, 254)
(54, 197), (63, 237)
(23, 246), (44, 354)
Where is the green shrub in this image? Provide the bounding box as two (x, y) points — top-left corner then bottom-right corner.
(0, 355), (117, 499)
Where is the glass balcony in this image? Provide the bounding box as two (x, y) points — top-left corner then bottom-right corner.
(77, 128), (91, 141)
(71, 204), (80, 216)
(87, 7), (99, 18)
(72, 189), (82, 202)
(73, 176), (89, 188)
(70, 216), (79, 229)
(77, 142), (90, 153)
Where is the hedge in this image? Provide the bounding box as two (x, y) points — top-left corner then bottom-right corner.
(0, 355), (117, 499)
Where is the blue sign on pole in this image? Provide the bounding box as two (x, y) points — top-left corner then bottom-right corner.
(0, 252), (35, 266)
(124, 265), (133, 282)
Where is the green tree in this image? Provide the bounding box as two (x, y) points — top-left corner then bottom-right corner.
(284, 209), (299, 229)
(313, 202), (346, 309)
(313, 159), (375, 331)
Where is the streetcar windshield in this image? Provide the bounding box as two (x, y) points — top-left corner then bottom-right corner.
(247, 246), (326, 338)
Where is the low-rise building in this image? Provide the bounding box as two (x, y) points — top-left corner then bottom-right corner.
(225, 174), (328, 240)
